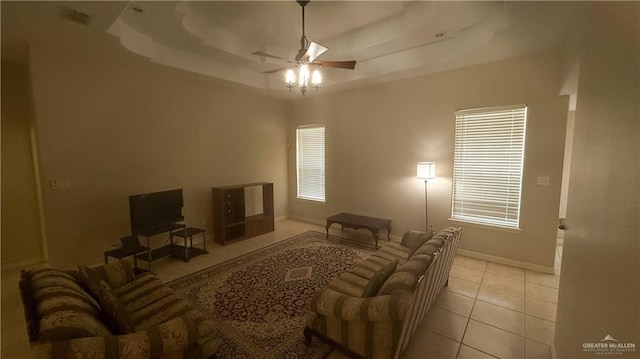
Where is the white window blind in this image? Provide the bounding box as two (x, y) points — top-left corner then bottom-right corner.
(451, 105), (527, 229)
(297, 125), (325, 202)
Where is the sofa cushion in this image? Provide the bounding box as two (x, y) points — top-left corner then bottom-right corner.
(362, 259), (398, 297)
(112, 274), (217, 342)
(25, 268), (112, 341)
(349, 256), (392, 280)
(397, 254), (433, 278)
(327, 272), (370, 297)
(377, 271), (418, 295)
(375, 242), (412, 260)
(96, 280), (136, 334)
(30, 268), (100, 309)
(411, 238), (444, 258)
(431, 227), (457, 243)
(401, 230), (433, 256)
(79, 261), (135, 290)
(78, 265), (103, 301)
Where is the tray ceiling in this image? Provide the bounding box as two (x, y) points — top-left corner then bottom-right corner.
(2, 1), (581, 97)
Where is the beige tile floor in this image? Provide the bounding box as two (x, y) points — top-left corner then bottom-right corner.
(1, 219), (562, 358)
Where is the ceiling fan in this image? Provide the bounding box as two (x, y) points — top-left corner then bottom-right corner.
(252, 0), (356, 94)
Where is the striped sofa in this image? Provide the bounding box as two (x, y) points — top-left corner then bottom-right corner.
(304, 227), (462, 359)
(19, 261), (219, 359)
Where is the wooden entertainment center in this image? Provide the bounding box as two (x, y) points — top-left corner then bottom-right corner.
(212, 182), (274, 244)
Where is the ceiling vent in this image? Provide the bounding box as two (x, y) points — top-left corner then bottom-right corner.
(60, 6), (92, 26)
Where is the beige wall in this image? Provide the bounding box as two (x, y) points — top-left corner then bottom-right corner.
(1, 59), (45, 266)
(26, 34), (288, 268)
(557, 110), (575, 241)
(287, 51), (568, 269)
(555, 2), (639, 356)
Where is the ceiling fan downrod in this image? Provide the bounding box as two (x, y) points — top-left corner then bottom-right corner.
(297, 0), (310, 61)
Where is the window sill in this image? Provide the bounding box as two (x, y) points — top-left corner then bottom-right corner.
(447, 218), (522, 234)
(296, 196), (326, 203)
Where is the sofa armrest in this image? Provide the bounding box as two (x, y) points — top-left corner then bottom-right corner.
(31, 315), (198, 359)
(309, 287), (412, 323)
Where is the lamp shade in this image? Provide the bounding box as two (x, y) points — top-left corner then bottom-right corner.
(417, 162), (436, 180)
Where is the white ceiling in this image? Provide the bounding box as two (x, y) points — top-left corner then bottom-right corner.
(2, 1), (582, 98)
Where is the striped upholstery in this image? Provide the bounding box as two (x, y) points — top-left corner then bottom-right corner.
(349, 256), (390, 280)
(327, 272), (371, 297)
(362, 260), (398, 297)
(307, 288), (412, 358)
(22, 268), (112, 342)
(87, 260), (135, 289)
(20, 262), (220, 358)
(305, 227), (462, 359)
(378, 254), (433, 296)
(372, 242), (412, 264)
(31, 316), (198, 359)
(111, 274), (218, 346)
(400, 230), (433, 255)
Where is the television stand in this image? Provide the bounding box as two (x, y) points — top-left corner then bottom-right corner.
(134, 223), (207, 271)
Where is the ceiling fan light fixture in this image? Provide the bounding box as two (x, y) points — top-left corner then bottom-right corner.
(285, 69), (296, 87)
(284, 64), (321, 95)
(251, 0), (351, 95)
(298, 64), (310, 87)
(311, 69), (322, 86)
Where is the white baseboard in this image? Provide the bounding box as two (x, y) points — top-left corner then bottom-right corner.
(456, 249), (555, 274)
(287, 215), (326, 226)
(1, 257), (47, 271)
(556, 237), (564, 245)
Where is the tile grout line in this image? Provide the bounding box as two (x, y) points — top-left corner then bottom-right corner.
(454, 262), (487, 359)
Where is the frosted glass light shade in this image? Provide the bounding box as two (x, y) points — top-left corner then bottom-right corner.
(311, 69), (322, 85)
(285, 69), (296, 85)
(417, 162), (436, 180)
(298, 64), (310, 86)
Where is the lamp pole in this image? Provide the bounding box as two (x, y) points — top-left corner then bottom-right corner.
(424, 179), (429, 233)
(417, 161), (436, 234)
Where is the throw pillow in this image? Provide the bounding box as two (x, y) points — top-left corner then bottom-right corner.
(94, 261), (136, 289)
(401, 231), (433, 252)
(361, 259), (398, 297)
(78, 265), (105, 300)
(412, 238), (444, 258)
(94, 280), (135, 334)
(377, 271), (419, 295)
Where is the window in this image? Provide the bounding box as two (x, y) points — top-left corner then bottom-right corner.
(297, 125), (325, 202)
(451, 105), (527, 229)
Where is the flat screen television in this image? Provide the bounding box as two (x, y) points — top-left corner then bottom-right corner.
(129, 189), (184, 234)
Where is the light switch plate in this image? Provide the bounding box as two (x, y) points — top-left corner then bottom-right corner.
(51, 179), (71, 190)
(537, 176), (550, 186)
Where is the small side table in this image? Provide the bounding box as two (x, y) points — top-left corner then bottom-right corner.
(170, 227), (207, 261)
(104, 244), (149, 274)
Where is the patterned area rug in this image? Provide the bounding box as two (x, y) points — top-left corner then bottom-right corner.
(167, 231), (375, 359)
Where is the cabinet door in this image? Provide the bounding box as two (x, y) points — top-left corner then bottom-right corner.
(223, 188), (245, 225)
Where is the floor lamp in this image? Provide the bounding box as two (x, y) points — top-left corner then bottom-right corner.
(417, 162), (436, 233)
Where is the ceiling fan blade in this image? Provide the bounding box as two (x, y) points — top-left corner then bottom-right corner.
(302, 41), (328, 63)
(252, 51), (285, 60)
(316, 60), (357, 70)
(263, 67), (286, 74)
